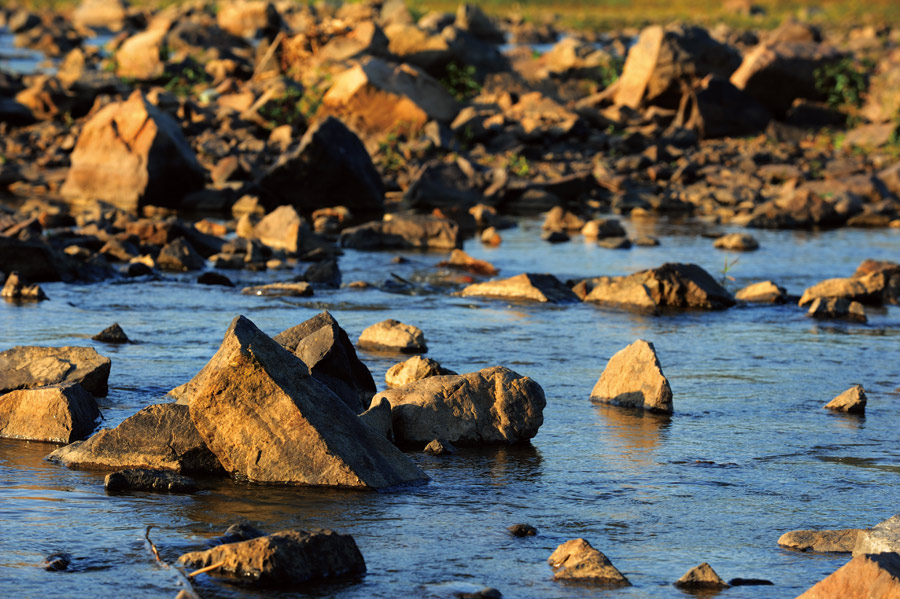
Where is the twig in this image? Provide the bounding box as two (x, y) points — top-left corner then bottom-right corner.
(145, 526), (201, 599)
(145, 526), (162, 563)
(252, 31), (285, 80)
(187, 561), (225, 578)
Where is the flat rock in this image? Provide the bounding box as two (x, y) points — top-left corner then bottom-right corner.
(185, 315), (428, 488)
(0, 345), (111, 397)
(92, 323), (129, 344)
(547, 538), (630, 585)
(373, 366), (545, 446)
(436, 249), (498, 277)
(674, 562), (729, 589)
(778, 528), (862, 552)
(48, 403), (221, 473)
(853, 515), (900, 557)
(358, 319), (427, 354)
(104, 468), (198, 493)
(796, 552), (900, 599)
(340, 214), (460, 251)
(385, 356), (454, 388)
(713, 232), (759, 251)
(736, 280), (787, 303)
(591, 340), (673, 413)
(824, 385), (867, 414)
(0, 383), (99, 443)
(241, 282), (314, 297)
(177, 529), (366, 586)
(460, 273), (579, 304)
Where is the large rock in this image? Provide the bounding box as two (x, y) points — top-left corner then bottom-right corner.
(672, 75), (771, 139)
(273, 311), (376, 414)
(60, 91), (205, 213)
(460, 273), (579, 304)
(547, 538), (630, 585)
(71, 0), (127, 31)
(384, 23), (452, 71)
(590, 340), (673, 414)
(0, 346), (111, 397)
(357, 319), (427, 354)
(583, 263), (735, 312)
(799, 273), (892, 307)
(736, 280), (788, 303)
(778, 529), (862, 552)
(807, 297), (867, 323)
(48, 403), (221, 473)
(372, 366), (545, 446)
(796, 553), (900, 599)
(0, 383), (99, 443)
(257, 117), (384, 220)
(114, 18), (172, 80)
(216, 0), (280, 38)
(104, 469), (198, 493)
(674, 563), (729, 589)
(184, 315), (428, 488)
(252, 205), (315, 254)
(853, 515), (900, 557)
(385, 356), (454, 388)
(340, 214), (460, 251)
(177, 529), (365, 586)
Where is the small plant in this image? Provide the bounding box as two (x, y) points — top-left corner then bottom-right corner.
(439, 61), (481, 102)
(161, 62), (210, 98)
(506, 153), (530, 177)
(814, 57), (873, 110)
(594, 55), (625, 89)
(258, 85), (305, 128)
(377, 130), (407, 176)
(720, 257), (739, 287)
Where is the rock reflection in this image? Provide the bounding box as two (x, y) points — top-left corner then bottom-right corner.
(592, 404), (670, 465)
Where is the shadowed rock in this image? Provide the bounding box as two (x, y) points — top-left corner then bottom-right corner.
(461, 273), (579, 304)
(548, 538), (630, 585)
(340, 214), (460, 251)
(0, 382), (99, 443)
(778, 528), (862, 552)
(591, 340), (673, 414)
(0, 345), (111, 397)
(92, 323), (129, 344)
(673, 562), (729, 589)
(104, 469), (198, 493)
(807, 297), (867, 322)
(583, 263), (735, 312)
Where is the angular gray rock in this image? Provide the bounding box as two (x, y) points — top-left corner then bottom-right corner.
(460, 273), (580, 304)
(548, 538), (630, 585)
(0, 345), (111, 397)
(853, 515), (900, 557)
(590, 340), (673, 414)
(0, 382), (99, 443)
(358, 319), (427, 354)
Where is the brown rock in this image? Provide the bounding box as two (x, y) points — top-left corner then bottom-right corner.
(104, 469), (198, 493)
(548, 538), (630, 585)
(1, 271), (48, 300)
(72, 0), (127, 31)
(542, 206), (585, 231)
(437, 249), (498, 277)
(824, 385), (867, 414)
(583, 263), (735, 312)
(581, 219), (626, 239)
(460, 273), (579, 304)
(674, 562), (729, 589)
(673, 75), (771, 139)
(799, 276), (882, 307)
(358, 397), (392, 440)
(423, 438), (456, 455)
(807, 297), (867, 323)
(384, 23), (452, 70)
(157, 238), (206, 272)
(92, 323), (129, 344)
(0, 345), (111, 397)
(385, 356), (454, 388)
(508, 523), (537, 537)
(736, 281), (787, 303)
(0, 383), (99, 443)
(590, 339), (673, 414)
(778, 528), (862, 552)
(358, 319), (427, 354)
(713, 232), (759, 251)
(114, 18), (172, 81)
(216, 0), (279, 38)
(340, 214), (460, 251)
(252, 205), (314, 255)
(241, 282), (314, 297)
(796, 553), (900, 599)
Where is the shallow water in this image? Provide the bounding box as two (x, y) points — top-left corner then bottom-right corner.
(1, 217), (899, 598)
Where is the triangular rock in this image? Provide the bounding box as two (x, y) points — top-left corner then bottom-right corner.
(591, 340), (673, 413)
(460, 273), (579, 303)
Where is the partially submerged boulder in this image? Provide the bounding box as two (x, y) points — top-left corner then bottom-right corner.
(713, 232), (759, 251)
(385, 356), (454, 388)
(590, 340), (673, 414)
(547, 538), (630, 585)
(358, 319), (427, 354)
(796, 552), (900, 599)
(853, 515), (900, 557)
(674, 563), (729, 589)
(104, 469), (198, 493)
(373, 366), (545, 446)
(807, 297), (867, 323)
(1, 271), (48, 300)
(778, 528), (862, 552)
(0, 345), (111, 397)
(735, 281), (788, 303)
(0, 383), (99, 443)
(340, 214), (460, 251)
(460, 273), (579, 304)
(92, 323), (129, 344)
(799, 269), (899, 307)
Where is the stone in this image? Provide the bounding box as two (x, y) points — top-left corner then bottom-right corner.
(359, 397), (392, 440)
(673, 76), (771, 139)
(862, 49), (900, 125)
(796, 552), (900, 599)
(736, 281), (788, 303)
(42, 553), (71, 571)
(455, 4), (504, 43)
(1, 271), (47, 300)
(548, 538), (630, 585)
(177, 529), (366, 586)
(385, 356), (454, 388)
(0, 383), (99, 443)
(72, 0), (127, 31)
(340, 214), (460, 251)
(778, 528), (862, 552)
(104, 469), (198, 493)
(508, 523), (537, 537)
(799, 272), (896, 307)
(92, 323), (129, 344)
(373, 366), (545, 446)
(542, 206), (585, 231)
(49, 403), (221, 473)
(807, 297), (867, 323)
(854, 515), (900, 557)
(115, 19), (171, 80)
(303, 259), (341, 288)
(60, 91), (205, 213)
(184, 315), (427, 488)
(216, 0), (280, 38)
(583, 263), (735, 312)
(581, 219), (626, 239)
(384, 23), (452, 70)
(213, 523), (266, 546)
(541, 230), (570, 243)
(424, 438), (456, 455)
(713, 232), (759, 251)
(0, 346), (111, 397)
(590, 339), (673, 414)
(198, 272), (234, 287)
(156, 238), (206, 272)
(674, 562), (729, 589)
(252, 205), (314, 255)
(257, 117), (384, 220)
(241, 282), (314, 297)
(273, 311), (376, 414)
(436, 249), (498, 277)
(598, 237), (631, 250)
(728, 578), (774, 586)
(358, 319), (427, 354)
(825, 385), (867, 414)
(460, 273), (579, 304)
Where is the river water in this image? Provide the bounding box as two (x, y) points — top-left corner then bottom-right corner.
(1, 217), (899, 599)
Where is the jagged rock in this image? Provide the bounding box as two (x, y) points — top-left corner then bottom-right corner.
(778, 529), (862, 552)
(736, 281), (787, 303)
(184, 315), (428, 488)
(49, 403), (220, 473)
(548, 538), (630, 585)
(385, 356), (454, 388)
(674, 563), (729, 589)
(241, 282), (314, 297)
(823, 385), (867, 414)
(590, 339), (673, 414)
(340, 214), (460, 250)
(0, 345), (111, 397)
(460, 273), (579, 304)
(358, 397), (392, 440)
(853, 515), (900, 557)
(251, 205), (314, 255)
(583, 263), (735, 312)
(713, 232), (759, 251)
(358, 319), (427, 354)
(0, 383), (99, 443)
(156, 238), (206, 272)
(423, 438), (456, 455)
(92, 323), (129, 344)
(273, 311), (376, 414)
(1, 271), (47, 300)
(177, 529), (366, 586)
(373, 366), (545, 446)
(796, 552), (900, 599)
(807, 297), (867, 322)
(508, 523), (537, 537)
(104, 469), (198, 493)
(799, 270), (899, 307)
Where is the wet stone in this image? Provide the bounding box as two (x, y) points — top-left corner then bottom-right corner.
(92, 323), (129, 344)
(508, 523), (537, 537)
(104, 468), (198, 493)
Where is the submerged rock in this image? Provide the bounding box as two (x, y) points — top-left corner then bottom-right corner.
(92, 323), (129, 344)
(547, 538), (630, 585)
(853, 514), (900, 557)
(796, 552), (900, 599)
(240, 282), (314, 297)
(0, 382), (99, 443)
(583, 263), (735, 312)
(2, 271), (48, 300)
(807, 297), (867, 322)
(824, 385), (867, 414)
(735, 280), (788, 303)
(0, 345), (111, 397)
(385, 356), (455, 388)
(508, 523), (537, 537)
(424, 438), (456, 455)
(590, 340), (673, 414)
(673, 562), (729, 589)
(104, 469), (198, 493)
(460, 273), (579, 304)
(778, 528), (862, 552)
(713, 232), (759, 251)
(358, 319), (427, 354)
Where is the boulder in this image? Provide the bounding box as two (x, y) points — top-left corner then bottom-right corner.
(340, 214), (460, 251)
(114, 18), (172, 81)
(796, 553), (900, 599)
(252, 205), (315, 255)
(71, 0), (127, 31)
(542, 206), (585, 231)
(48, 403), (221, 473)
(508, 523), (537, 537)
(104, 469), (198, 493)
(581, 218), (626, 239)
(358, 319), (427, 354)
(257, 117), (384, 220)
(799, 275), (885, 307)
(778, 529), (862, 552)
(177, 529), (365, 586)
(0, 346), (111, 397)
(60, 91), (205, 213)
(385, 356), (454, 388)
(372, 366), (545, 446)
(500, 92), (583, 141)
(590, 340), (673, 414)
(92, 323), (129, 344)
(358, 397), (392, 440)
(240, 282), (314, 297)
(1, 271), (48, 300)
(674, 563), (729, 589)
(384, 23), (452, 71)
(746, 187), (845, 230)
(157, 238), (207, 272)
(273, 311), (376, 414)
(216, 0), (280, 38)
(583, 263), (735, 312)
(318, 22), (390, 63)
(853, 515), (900, 557)
(547, 538), (630, 585)
(807, 297), (867, 323)
(736, 281), (788, 303)
(672, 76), (771, 138)
(460, 273), (580, 304)
(825, 385), (867, 414)
(184, 315), (428, 488)
(713, 232), (759, 251)
(0, 383), (99, 443)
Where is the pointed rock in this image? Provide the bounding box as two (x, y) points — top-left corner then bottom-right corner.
(0, 345), (111, 397)
(460, 273), (579, 304)
(591, 340), (673, 413)
(674, 562), (729, 589)
(824, 385), (867, 414)
(358, 319), (427, 354)
(548, 538), (630, 585)
(796, 552), (900, 599)
(2, 271), (48, 300)
(0, 382), (99, 443)
(92, 323), (129, 344)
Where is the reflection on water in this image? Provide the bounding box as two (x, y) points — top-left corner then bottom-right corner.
(593, 403), (670, 460)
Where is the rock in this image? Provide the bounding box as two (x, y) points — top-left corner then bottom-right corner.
(728, 578), (774, 586)
(455, 4), (504, 43)
(1, 271), (48, 300)
(41, 552), (71, 571)
(177, 529), (366, 586)
(251, 205), (315, 255)
(424, 438), (456, 455)
(241, 282), (314, 297)
(673, 75), (771, 138)
(0, 97), (36, 127)
(799, 270), (899, 307)
(217, 0), (281, 38)
(862, 49), (900, 125)
(213, 523), (266, 546)
(384, 23), (452, 71)
(713, 232), (759, 251)
(853, 515), (900, 557)
(542, 206), (585, 231)
(104, 469), (198, 493)
(49, 403), (221, 473)
(547, 538), (630, 585)
(508, 523), (537, 537)
(257, 117), (384, 220)
(583, 263), (735, 312)
(736, 281), (788, 303)
(358, 319), (427, 354)
(184, 315), (427, 488)
(0, 383), (99, 443)
(581, 219), (626, 239)
(340, 214), (460, 251)
(436, 249), (498, 277)
(303, 259), (341, 288)
(273, 311), (376, 414)
(590, 339), (673, 414)
(157, 238), (207, 272)
(60, 91), (205, 213)
(359, 397), (392, 440)
(825, 385), (867, 414)
(598, 237), (631, 250)
(460, 273), (579, 304)
(454, 587), (501, 599)
(807, 297), (867, 323)
(72, 0), (127, 31)
(541, 230), (570, 243)
(198, 272), (234, 287)
(373, 366), (545, 446)
(0, 346), (111, 397)
(385, 356), (454, 388)
(674, 562), (729, 589)
(92, 323), (129, 344)
(778, 528), (862, 552)
(796, 552), (900, 599)
(481, 227), (501, 246)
